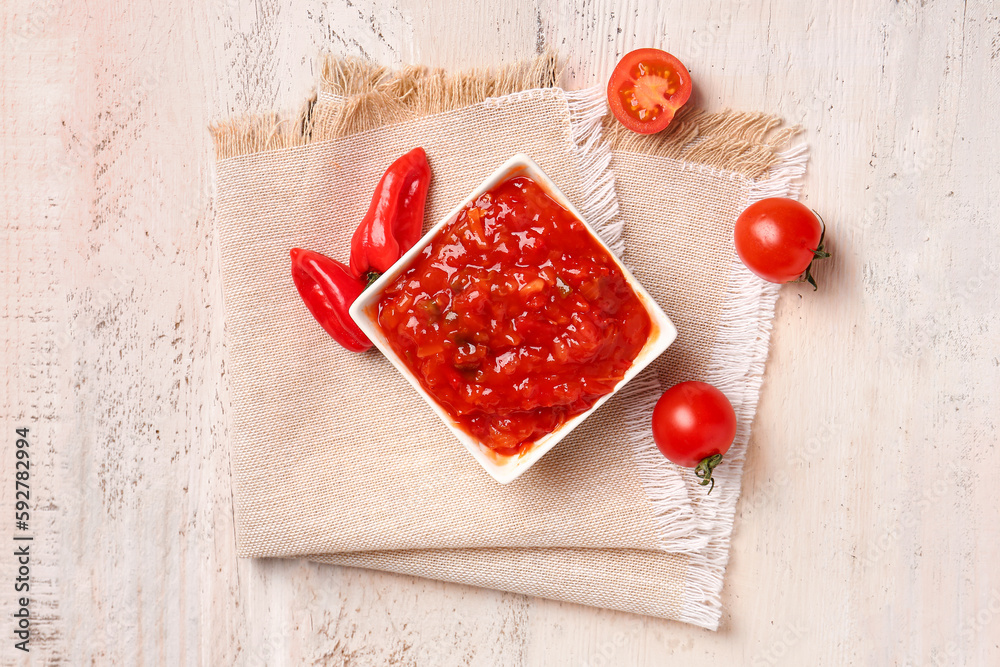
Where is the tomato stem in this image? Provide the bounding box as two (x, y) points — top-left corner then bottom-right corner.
(799, 211), (831, 291)
(694, 454), (724, 494)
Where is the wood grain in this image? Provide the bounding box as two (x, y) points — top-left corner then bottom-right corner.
(2, 0), (998, 664)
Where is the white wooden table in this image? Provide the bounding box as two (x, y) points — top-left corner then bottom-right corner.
(4, 0), (999, 664)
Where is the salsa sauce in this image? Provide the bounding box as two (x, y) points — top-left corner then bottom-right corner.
(376, 176), (652, 456)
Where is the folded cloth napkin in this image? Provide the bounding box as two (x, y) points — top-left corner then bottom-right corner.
(210, 53), (806, 630)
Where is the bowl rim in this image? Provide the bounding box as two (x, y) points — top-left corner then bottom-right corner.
(350, 153), (677, 484)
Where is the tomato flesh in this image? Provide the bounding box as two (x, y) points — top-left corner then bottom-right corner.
(608, 49), (692, 134)
(376, 176), (652, 456)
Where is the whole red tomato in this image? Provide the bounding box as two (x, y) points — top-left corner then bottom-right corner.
(652, 381), (736, 492)
(734, 197), (831, 288)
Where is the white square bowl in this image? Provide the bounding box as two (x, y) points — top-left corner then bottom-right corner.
(350, 154), (677, 484)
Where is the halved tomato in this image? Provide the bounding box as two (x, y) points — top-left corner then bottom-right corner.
(607, 48), (692, 135)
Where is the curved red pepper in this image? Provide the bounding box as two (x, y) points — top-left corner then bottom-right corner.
(290, 248), (372, 353)
(349, 147), (432, 280)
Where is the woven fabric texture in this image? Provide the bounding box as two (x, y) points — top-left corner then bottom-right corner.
(210, 56), (804, 629)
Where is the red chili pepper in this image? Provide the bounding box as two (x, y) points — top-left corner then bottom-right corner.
(290, 248), (372, 353)
(350, 147), (432, 281)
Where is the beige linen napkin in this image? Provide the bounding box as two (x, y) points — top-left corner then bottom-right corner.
(210, 55), (805, 630)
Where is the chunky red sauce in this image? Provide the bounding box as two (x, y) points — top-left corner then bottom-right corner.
(376, 176), (652, 455)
